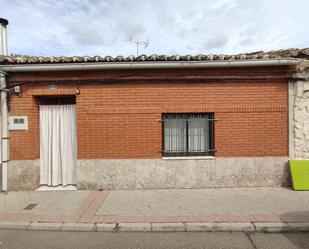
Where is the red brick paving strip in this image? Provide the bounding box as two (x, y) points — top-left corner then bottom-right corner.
(71, 191), (101, 219)
(79, 191), (109, 222)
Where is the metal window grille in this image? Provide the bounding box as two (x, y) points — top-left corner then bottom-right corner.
(162, 113), (215, 156)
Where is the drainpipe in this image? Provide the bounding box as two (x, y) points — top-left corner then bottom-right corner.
(0, 18), (9, 192)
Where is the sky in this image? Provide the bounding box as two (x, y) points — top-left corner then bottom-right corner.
(0, 0), (308, 57)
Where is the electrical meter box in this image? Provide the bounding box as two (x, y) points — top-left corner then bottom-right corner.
(9, 116), (28, 131)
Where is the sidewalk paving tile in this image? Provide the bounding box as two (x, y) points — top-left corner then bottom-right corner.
(287, 215), (309, 222)
(239, 215), (256, 222)
(253, 215), (282, 222)
(0, 188), (309, 226)
(80, 191), (109, 220)
(0, 191), (88, 216)
(216, 215), (244, 222)
(70, 191), (100, 218)
(90, 215), (117, 223)
(116, 215), (156, 223)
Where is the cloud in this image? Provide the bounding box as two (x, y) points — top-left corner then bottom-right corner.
(66, 22), (104, 46)
(0, 0), (308, 56)
(119, 23), (145, 36)
(204, 33), (228, 50)
(239, 38), (254, 46)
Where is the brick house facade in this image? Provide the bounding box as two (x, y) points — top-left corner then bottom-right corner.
(0, 48), (309, 190)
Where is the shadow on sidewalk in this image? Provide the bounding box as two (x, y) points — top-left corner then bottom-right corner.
(280, 211), (309, 249)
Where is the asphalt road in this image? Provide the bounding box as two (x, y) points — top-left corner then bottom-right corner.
(0, 230), (308, 249)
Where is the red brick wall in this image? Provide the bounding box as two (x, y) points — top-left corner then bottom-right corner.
(8, 67), (289, 159)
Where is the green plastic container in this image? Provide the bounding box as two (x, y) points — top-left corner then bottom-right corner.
(290, 160), (309, 190)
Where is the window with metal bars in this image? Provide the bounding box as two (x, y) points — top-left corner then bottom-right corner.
(162, 113), (215, 157)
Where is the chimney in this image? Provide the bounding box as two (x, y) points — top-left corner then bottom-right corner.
(0, 18), (8, 55)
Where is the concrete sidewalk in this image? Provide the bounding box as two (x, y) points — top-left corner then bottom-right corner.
(0, 187), (309, 232)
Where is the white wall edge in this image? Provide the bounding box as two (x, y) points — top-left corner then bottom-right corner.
(288, 80), (295, 159)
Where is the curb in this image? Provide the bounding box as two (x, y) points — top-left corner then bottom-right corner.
(0, 222), (308, 232)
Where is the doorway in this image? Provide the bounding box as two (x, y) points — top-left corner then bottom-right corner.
(39, 96), (77, 188)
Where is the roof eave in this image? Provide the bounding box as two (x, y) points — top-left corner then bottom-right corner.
(0, 58), (303, 73)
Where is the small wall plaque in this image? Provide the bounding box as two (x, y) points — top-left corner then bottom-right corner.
(48, 84), (57, 90)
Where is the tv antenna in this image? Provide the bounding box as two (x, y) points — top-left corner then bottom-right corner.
(127, 35), (149, 56)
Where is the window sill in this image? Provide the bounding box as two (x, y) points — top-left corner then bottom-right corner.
(162, 156), (216, 160)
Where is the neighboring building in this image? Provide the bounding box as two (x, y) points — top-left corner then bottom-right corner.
(0, 48), (308, 190)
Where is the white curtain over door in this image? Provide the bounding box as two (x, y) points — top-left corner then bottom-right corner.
(39, 105), (77, 187)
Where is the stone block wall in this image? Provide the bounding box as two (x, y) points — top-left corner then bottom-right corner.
(293, 68), (309, 159)
(76, 157), (290, 190)
(7, 160), (39, 190)
(8, 157), (290, 190)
